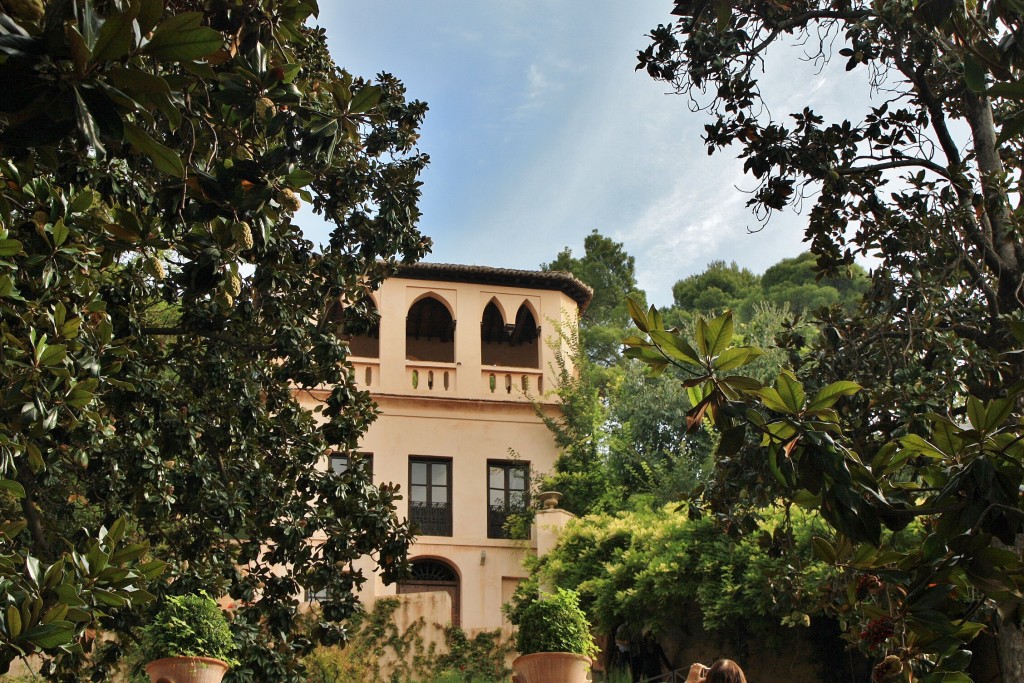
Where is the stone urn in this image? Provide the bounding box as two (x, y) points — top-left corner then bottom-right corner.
(536, 491), (563, 510)
(145, 656), (230, 683)
(511, 652), (592, 683)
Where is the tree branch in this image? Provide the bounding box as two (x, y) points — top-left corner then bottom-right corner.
(837, 157), (950, 179)
(141, 327), (276, 351)
(895, 47), (1008, 290)
(17, 472), (50, 560)
(963, 90), (1021, 305)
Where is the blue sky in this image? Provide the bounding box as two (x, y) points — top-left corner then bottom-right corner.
(300, 2), (869, 306)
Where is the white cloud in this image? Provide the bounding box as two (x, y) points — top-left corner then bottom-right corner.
(311, 1), (850, 307)
(513, 63), (564, 118)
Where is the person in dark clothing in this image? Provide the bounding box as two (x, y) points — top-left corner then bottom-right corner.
(639, 632), (672, 681)
(609, 623), (633, 677)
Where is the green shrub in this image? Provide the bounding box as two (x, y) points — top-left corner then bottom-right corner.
(425, 672), (507, 683)
(433, 625), (513, 681)
(506, 588), (596, 657)
(303, 644), (363, 683)
(139, 593), (237, 665)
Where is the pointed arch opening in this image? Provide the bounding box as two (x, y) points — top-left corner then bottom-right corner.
(406, 295), (455, 363)
(481, 300), (540, 368)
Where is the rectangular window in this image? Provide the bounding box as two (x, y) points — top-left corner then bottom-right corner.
(488, 460), (529, 539)
(409, 457), (452, 536)
(330, 452), (373, 477)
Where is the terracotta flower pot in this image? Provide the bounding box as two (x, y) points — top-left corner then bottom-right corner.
(145, 656), (230, 683)
(512, 652), (592, 683)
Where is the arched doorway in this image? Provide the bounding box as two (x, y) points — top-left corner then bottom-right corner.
(397, 558), (460, 627)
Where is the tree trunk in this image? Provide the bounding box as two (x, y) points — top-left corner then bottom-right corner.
(997, 622), (1024, 682)
(996, 537), (1024, 682)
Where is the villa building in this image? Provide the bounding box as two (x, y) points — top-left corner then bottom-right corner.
(300, 263), (591, 634)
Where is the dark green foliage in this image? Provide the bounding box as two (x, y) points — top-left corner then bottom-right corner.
(543, 230), (647, 370)
(0, 0), (427, 678)
(505, 588), (596, 658)
(537, 306), (794, 516)
(669, 254), (868, 323)
(637, 0), (1024, 672)
(302, 598), (512, 683)
(0, 519), (162, 675)
(671, 260), (759, 316)
(531, 506), (838, 636)
(533, 329), (615, 516)
(626, 307), (1024, 679)
(434, 626), (513, 682)
(140, 593), (237, 665)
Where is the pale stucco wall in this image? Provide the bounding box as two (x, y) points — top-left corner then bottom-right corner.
(350, 277), (578, 403)
(298, 272), (581, 635)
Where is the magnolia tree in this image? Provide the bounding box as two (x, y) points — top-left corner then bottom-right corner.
(636, 0), (1024, 679)
(625, 306), (1024, 683)
(0, 0), (426, 679)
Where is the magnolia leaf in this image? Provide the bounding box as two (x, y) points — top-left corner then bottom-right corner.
(702, 312), (734, 358)
(41, 604), (69, 625)
(717, 424), (746, 455)
(90, 2), (139, 63)
(720, 375), (762, 393)
(982, 398), (1013, 431)
(93, 589), (127, 607)
(963, 55), (986, 92)
(65, 23), (93, 74)
(0, 479), (25, 498)
(123, 123), (185, 178)
(103, 223), (140, 242)
(714, 346), (751, 371)
(648, 305), (664, 332)
(51, 219), (69, 247)
(811, 536), (836, 563)
(806, 381), (861, 412)
(22, 622), (76, 650)
(756, 387), (793, 415)
(107, 66), (172, 95)
(73, 88), (106, 156)
(137, 0), (164, 33)
(775, 372), (805, 414)
(39, 344), (67, 367)
(349, 85), (382, 114)
(285, 169), (315, 188)
(7, 605), (21, 637)
(106, 517), (126, 545)
(626, 297), (649, 332)
(792, 489), (820, 508)
(965, 397), (985, 432)
(998, 110), (1024, 143)
(713, 0), (731, 31)
(0, 238), (23, 256)
(650, 329), (700, 364)
(146, 11), (203, 33)
(145, 20), (222, 61)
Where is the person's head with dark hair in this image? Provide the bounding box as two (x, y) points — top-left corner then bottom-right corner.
(707, 659), (747, 683)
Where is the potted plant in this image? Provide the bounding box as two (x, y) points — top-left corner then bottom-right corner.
(507, 587), (597, 683)
(140, 593), (238, 683)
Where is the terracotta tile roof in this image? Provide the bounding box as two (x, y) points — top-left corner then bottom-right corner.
(395, 262), (593, 310)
